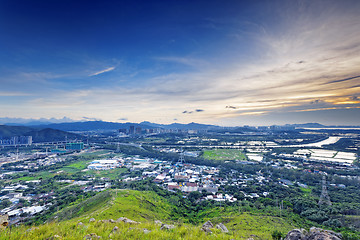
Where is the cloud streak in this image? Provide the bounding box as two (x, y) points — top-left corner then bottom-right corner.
(89, 67), (115, 76)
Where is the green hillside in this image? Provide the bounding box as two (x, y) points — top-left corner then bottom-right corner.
(0, 125), (80, 142)
(0, 125), (34, 138)
(1, 189), (300, 240)
(50, 190), (174, 223)
(27, 128), (80, 142)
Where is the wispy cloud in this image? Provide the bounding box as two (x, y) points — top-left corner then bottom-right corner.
(89, 67), (116, 76)
(155, 57), (207, 68)
(2, 1), (360, 125)
(0, 91), (31, 97)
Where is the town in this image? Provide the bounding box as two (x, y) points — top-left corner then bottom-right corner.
(0, 123), (359, 231)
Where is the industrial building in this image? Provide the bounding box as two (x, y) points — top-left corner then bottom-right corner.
(65, 142), (84, 151)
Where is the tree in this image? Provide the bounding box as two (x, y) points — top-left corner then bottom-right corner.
(0, 199), (12, 209)
(188, 191), (202, 202)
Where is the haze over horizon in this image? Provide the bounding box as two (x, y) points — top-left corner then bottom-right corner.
(1, 0), (360, 126)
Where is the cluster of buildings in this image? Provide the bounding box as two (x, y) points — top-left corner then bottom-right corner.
(0, 136), (32, 146)
(0, 130), (358, 226)
(152, 163), (221, 194)
(118, 126), (207, 136)
(0, 182), (46, 224)
(119, 126), (142, 135)
(87, 159), (122, 170)
(2, 154), (67, 171)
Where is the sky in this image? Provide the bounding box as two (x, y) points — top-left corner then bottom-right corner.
(0, 0), (360, 126)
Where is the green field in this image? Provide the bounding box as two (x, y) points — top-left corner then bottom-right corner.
(10, 150), (126, 183)
(60, 159), (93, 174)
(202, 149), (247, 161)
(59, 158), (128, 180)
(78, 150), (112, 157)
(86, 167), (128, 180)
(14, 171), (55, 182)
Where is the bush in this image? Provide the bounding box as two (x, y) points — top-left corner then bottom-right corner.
(272, 230), (284, 240)
(300, 209), (329, 223)
(342, 231), (360, 240)
(323, 218), (342, 228)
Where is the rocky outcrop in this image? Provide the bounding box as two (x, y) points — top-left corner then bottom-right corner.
(284, 227), (342, 240)
(116, 217), (140, 224)
(201, 221), (214, 233)
(83, 233), (101, 240)
(308, 227), (342, 240)
(285, 229), (307, 240)
(247, 235), (261, 240)
(77, 222), (84, 227)
(89, 218), (96, 223)
(45, 235), (61, 240)
(154, 220), (162, 225)
(200, 221), (230, 234)
(216, 223), (229, 233)
(160, 223), (175, 230)
(0, 214), (8, 228)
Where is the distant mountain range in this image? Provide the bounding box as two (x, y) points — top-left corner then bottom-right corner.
(0, 121), (221, 143)
(0, 117), (75, 126)
(25, 121), (221, 131)
(1, 120), (359, 135)
(290, 123), (326, 128)
(32, 121), (156, 131)
(0, 125), (80, 143)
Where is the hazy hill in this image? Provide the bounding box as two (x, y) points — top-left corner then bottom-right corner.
(291, 123), (325, 128)
(0, 125), (80, 143)
(33, 121), (155, 131)
(26, 128), (81, 142)
(0, 125), (35, 138)
(32, 121), (220, 131)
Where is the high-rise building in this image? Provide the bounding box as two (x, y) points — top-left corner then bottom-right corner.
(0, 136), (32, 146)
(19, 136), (32, 145)
(135, 127), (142, 134)
(129, 126), (135, 134)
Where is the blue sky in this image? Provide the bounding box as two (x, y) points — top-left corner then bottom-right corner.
(0, 0), (360, 126)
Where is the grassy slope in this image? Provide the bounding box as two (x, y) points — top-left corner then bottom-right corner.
(2, 220), (231, 240)
(1, 189), (305, 240)
(197, 205), (300, 239)
(53, 189), (175, 223)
